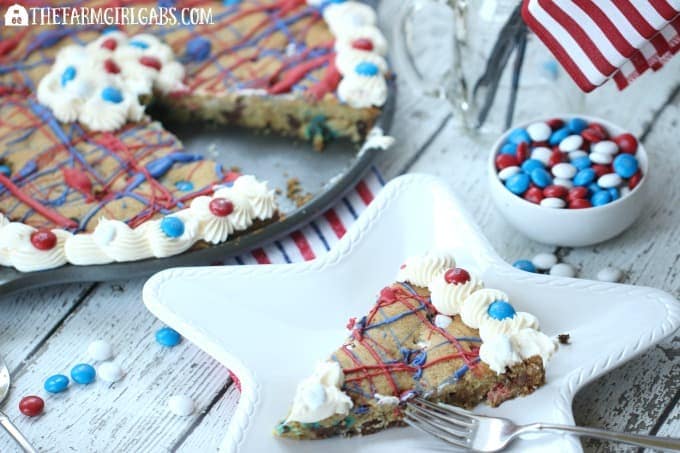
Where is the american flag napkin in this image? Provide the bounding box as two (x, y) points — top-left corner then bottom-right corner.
(522, 0), (680, 92)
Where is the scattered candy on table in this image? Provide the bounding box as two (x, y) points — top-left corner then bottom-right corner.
(19, 396), (44, 417)
(88, 340), (113, 361)
(98, 362), (124, 383)
(549, 263), (577, 278)
(512, 259), (536, 273)
(495, 118), (644, 209)
(167, 394), (195, 416)
(44, 374), (69, 393)
(532, 253), (558, 270)
(70, 363), (97, 385)
(597, 267), (624, 283)
(156, 326), (182, 348)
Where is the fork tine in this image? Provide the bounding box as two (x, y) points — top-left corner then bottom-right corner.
(412, 398), (477, 425)
(407, 403), (473, 435)
(404, 412), (471, 450)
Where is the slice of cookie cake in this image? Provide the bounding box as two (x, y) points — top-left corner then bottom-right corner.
(276, 251), (556, 440)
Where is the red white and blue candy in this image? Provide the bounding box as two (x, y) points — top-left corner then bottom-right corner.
(496, 118), (644, 209)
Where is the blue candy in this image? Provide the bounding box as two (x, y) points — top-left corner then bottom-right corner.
(591, 190), (612, 206)
(573, 168), (596, 187)
(160, 217), (184, 238)
(613, 154), (638, 178)
(129, 40), (149, 49)
(521, 158), (544, 174)
(608, 187), (620, 201)
(530, 168), (552, 188)
(588, 183), (601, 194)
(567, 117), (588, 134)
(549, 127), (570, 146)
(355, 62), (379, 76)
(156, 326), (182, 347)
(507, 128), (531, 145)
(513, 260), (536, 273)
(61, 66), (76, 87)
(499, 142), (517, 155)
(101, 87), (123, 104)
(0, 165), (11, 177)
(505, 172), (530, 195)
(487, 300), (516, 320)
(71, 363), (96, 385)
(44, 374), (69, 393)
(185, 36), (212, 62)
(175, 180), (194, 192)
(572, 156), (591, 170)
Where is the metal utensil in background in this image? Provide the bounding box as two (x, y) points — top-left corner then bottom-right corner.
(0, 356), (37, 452)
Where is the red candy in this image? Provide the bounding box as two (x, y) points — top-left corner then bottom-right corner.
(139, 56), (162, 71)
(568, 186), (589, 200)
(100, 38), (117, 51)
(628, 170), (643, 189)
(19, 396), (44, 417)
(588, 122), (609, 138)
(103, 59), (121, 74)
(515, 142), (529, 163)
(444, 268), (470, 285)
(581, 127), (605, 143)
(614, 133), (638, 154)
(592, 164), (612, 178)
(30, 229), (57, 250)
(209, 198), (234, 217)
(351, 38), (374, 51)
(569, 198), (592, 209)
(543, 185), (568, 199)
(495, 154), (518, 170)
(524, 187), (544, 204)
(548, 150), (564, 167)
(547, 118), (564, 130)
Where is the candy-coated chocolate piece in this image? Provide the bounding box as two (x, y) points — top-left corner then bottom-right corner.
(505, 172), (530, 195)
(549, 127), (570, 146)
(98, 362), (124, 383)
(597, 267), (623, 283)
(507, 128), (531, 145)
(495, 153), (518, 170)
(558, 135), (583, 152)
(524, 187), (544, 204)
(71, 363), (96, 385)
(530, 168), (552, 188)
(527, 122), (551, 142)
(553, 177), (573, 189)
(160, 217), (185, 238)
(568, 186), (589, 200)
(573, 168), (596, 186)
(591, 140), (618, 155)
(543, 185), (568, 199)
(512, 259), (536, 273)
(597, 173), (622, 189)
(613, 153), (639, 178)
(156, 326), (182, 347)
(168, 394), (195, 416)
(19, 396), (44, 417)
(567, 117), (588, 134)
(591, 190), (612, 207)
(44, 374), (69, 393)
(613, 133), (638, 154)
(540, 197), (566, 209)
(571, 156), (591, 170)
(531, 147), (552, 165)
(552, 163), (577, 179)
(30, 229), (57, 250)
(88, 340), (113, 361)
(487, 300), (516, 320)
(549, 263), (576, 278)
(592, 164), (612, 178)
(628, 170), (643, 189)
(569, 198), (592, 209)
(444, 268), (471, 285)
(498, 166), (520, 181)
(532, 253), (557, 270)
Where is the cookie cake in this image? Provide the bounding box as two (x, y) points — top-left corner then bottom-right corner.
(276, 251), (557, 440)
(0, 0), (391, 272)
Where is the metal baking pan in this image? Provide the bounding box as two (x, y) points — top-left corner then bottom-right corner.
(0, 84), (395, 295)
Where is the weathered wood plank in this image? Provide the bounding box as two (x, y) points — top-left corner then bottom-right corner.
(0, 279), (229, 453)
(178, 386), (241, 452)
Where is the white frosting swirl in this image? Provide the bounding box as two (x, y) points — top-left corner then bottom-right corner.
(511, 328), (557, 365)
(91, 218), (153, 262)
(323, 2), (378, 37)
(428, 270), (484, 316)
(335, 49), (388, 77)
(460, 288), (509, 328)
(479, 334), (521, 374)
(480, 329), (557, 374)
(232, 175), (277, 220)
(396, 251), (456, 287)
(338, 72), (387, 109)
(191, 196), (235, 245)
(212, 186), (255, 231)
(143, 213), (199, 259)
(37, 32), (185, 132)
(478, 312), (539, 341)
(334, 25), (389, 56)
(0, 223), (71, 272)
(286, 361), (353, 424)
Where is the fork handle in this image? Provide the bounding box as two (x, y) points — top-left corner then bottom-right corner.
(0, 411), (37, 453)
(532, 423), (680, 451)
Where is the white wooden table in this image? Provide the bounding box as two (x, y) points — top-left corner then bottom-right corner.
(1, 3), (679, 452)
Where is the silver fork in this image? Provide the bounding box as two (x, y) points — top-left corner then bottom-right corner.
(405, 398), (680, 452)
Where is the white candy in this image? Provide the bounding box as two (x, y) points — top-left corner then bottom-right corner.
(527, 122), (552, 141)
(620, 186), (632, 197)
(590, 152), (613, 165)
(552, 163), (577, 179)
(598, 173), (622, 188)
(434, 314), (452, 329)
(592, 140), (618, 155)
(532, 253), (558, 270)
(498, 166), (521, 181)
(559, 135), (583, 152)
(98, 362), (124, 383)
(549, 263), (577, 278)
(88, 340), (113, 361)
(540, 197), (566, 209)
(553, 177), (574, 189)
(569, 150), (588, 160)
(531, 147), (552, 165)
(167, 394), (195, 416)
(597, 267), (623, 283)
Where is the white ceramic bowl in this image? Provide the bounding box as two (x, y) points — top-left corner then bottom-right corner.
(488, 115), (649, 247)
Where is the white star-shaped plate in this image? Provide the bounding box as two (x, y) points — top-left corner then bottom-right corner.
(143, 174), (680, 453)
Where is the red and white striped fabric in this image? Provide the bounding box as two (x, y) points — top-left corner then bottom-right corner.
(224, 167), (385, 266)
(522, 0), (680, 92)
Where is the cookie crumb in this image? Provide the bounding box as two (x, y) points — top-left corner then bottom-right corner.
(558, 334), (570, 345)
(286, 178), (313, 207)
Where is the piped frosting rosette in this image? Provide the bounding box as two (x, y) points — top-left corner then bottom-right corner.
(429, 267), (484, 316)
(396, 250), (456, 287)
(307, 0), (390, 109)
(37, 31), (185, 132)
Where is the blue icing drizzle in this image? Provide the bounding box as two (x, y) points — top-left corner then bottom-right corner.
(175, 180), (194, 191)
(0, 165), (10, 177)
(410, 351), (427, 367)
(16, 160), (37, 179)
(185, 36), (212, 62)
(61, 66), (77, 87)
